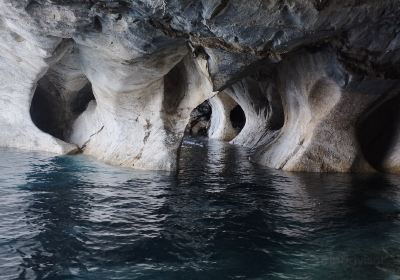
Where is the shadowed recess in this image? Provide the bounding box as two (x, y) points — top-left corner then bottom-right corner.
(30, 77), (95, 141)
(230, 104), (246, 133)
(358, 93), (400, 171)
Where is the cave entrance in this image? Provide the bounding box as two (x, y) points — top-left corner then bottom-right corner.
(30, 77), (95, 142)
(185, 100), (212, 137)
(230, 105), (246, 134)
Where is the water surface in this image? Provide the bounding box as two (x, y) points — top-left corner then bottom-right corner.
(1, 137), (400, 280)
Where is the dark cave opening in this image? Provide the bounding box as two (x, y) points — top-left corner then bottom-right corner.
(230, 105), (246, 134)
(358, 93), (400, 171)
(70, 83), (95, 115)
(93, 16), (103, 32)
(185, 100), (212, 137)
(30, 79), (65, 140)
(30, 78), (95, 141)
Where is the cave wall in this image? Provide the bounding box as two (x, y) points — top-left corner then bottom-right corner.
(255, 49), (400, 172)
(1, 0), (400, 173)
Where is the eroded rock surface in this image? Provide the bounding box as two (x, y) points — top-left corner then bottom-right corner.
(255, 49), (399, 172)
(0, 11), (78, 154)
(227, 76), (283, 148)
(208, 92), (238, 141)
(0, 0), (400, 172)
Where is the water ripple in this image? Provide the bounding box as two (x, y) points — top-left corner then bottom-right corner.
(0, 139), (400, 279)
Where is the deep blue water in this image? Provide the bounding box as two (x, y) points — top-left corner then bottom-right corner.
(1, 137), (400, 280)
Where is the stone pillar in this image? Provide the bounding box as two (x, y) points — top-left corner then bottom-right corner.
(70, 34), (215, 171)
(208, 92), (238, 141)
(227, 77), (284, 148)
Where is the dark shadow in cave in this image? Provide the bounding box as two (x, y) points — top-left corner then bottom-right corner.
(30, 80), (64, 140)
(71, 83), (95, 115)
(230, 105), (246, 134)
(185, 101), (212, 137)
(30, 78), (95, 141)
(93, 16), (103, 32)
(357, 93), (400, 171)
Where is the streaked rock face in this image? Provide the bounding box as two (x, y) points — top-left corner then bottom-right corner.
(255, 50), (397, 172)
(208, 92), (238, 141)
(227, 77), (283, 148)
(0, 0), (400, 173)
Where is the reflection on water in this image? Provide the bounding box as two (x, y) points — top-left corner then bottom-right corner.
(1, 137), (400, 280)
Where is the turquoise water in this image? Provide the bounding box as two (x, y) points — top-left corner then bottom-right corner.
(1, 137), (400, 280)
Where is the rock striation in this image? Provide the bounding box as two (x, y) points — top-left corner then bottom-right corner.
(0, 0), (400, 173)
(208, 92), (238, 141)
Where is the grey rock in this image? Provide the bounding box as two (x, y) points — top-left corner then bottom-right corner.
(0, 0), (400, 172)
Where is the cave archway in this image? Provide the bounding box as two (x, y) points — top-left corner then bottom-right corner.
(185, 93), (246, 141)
